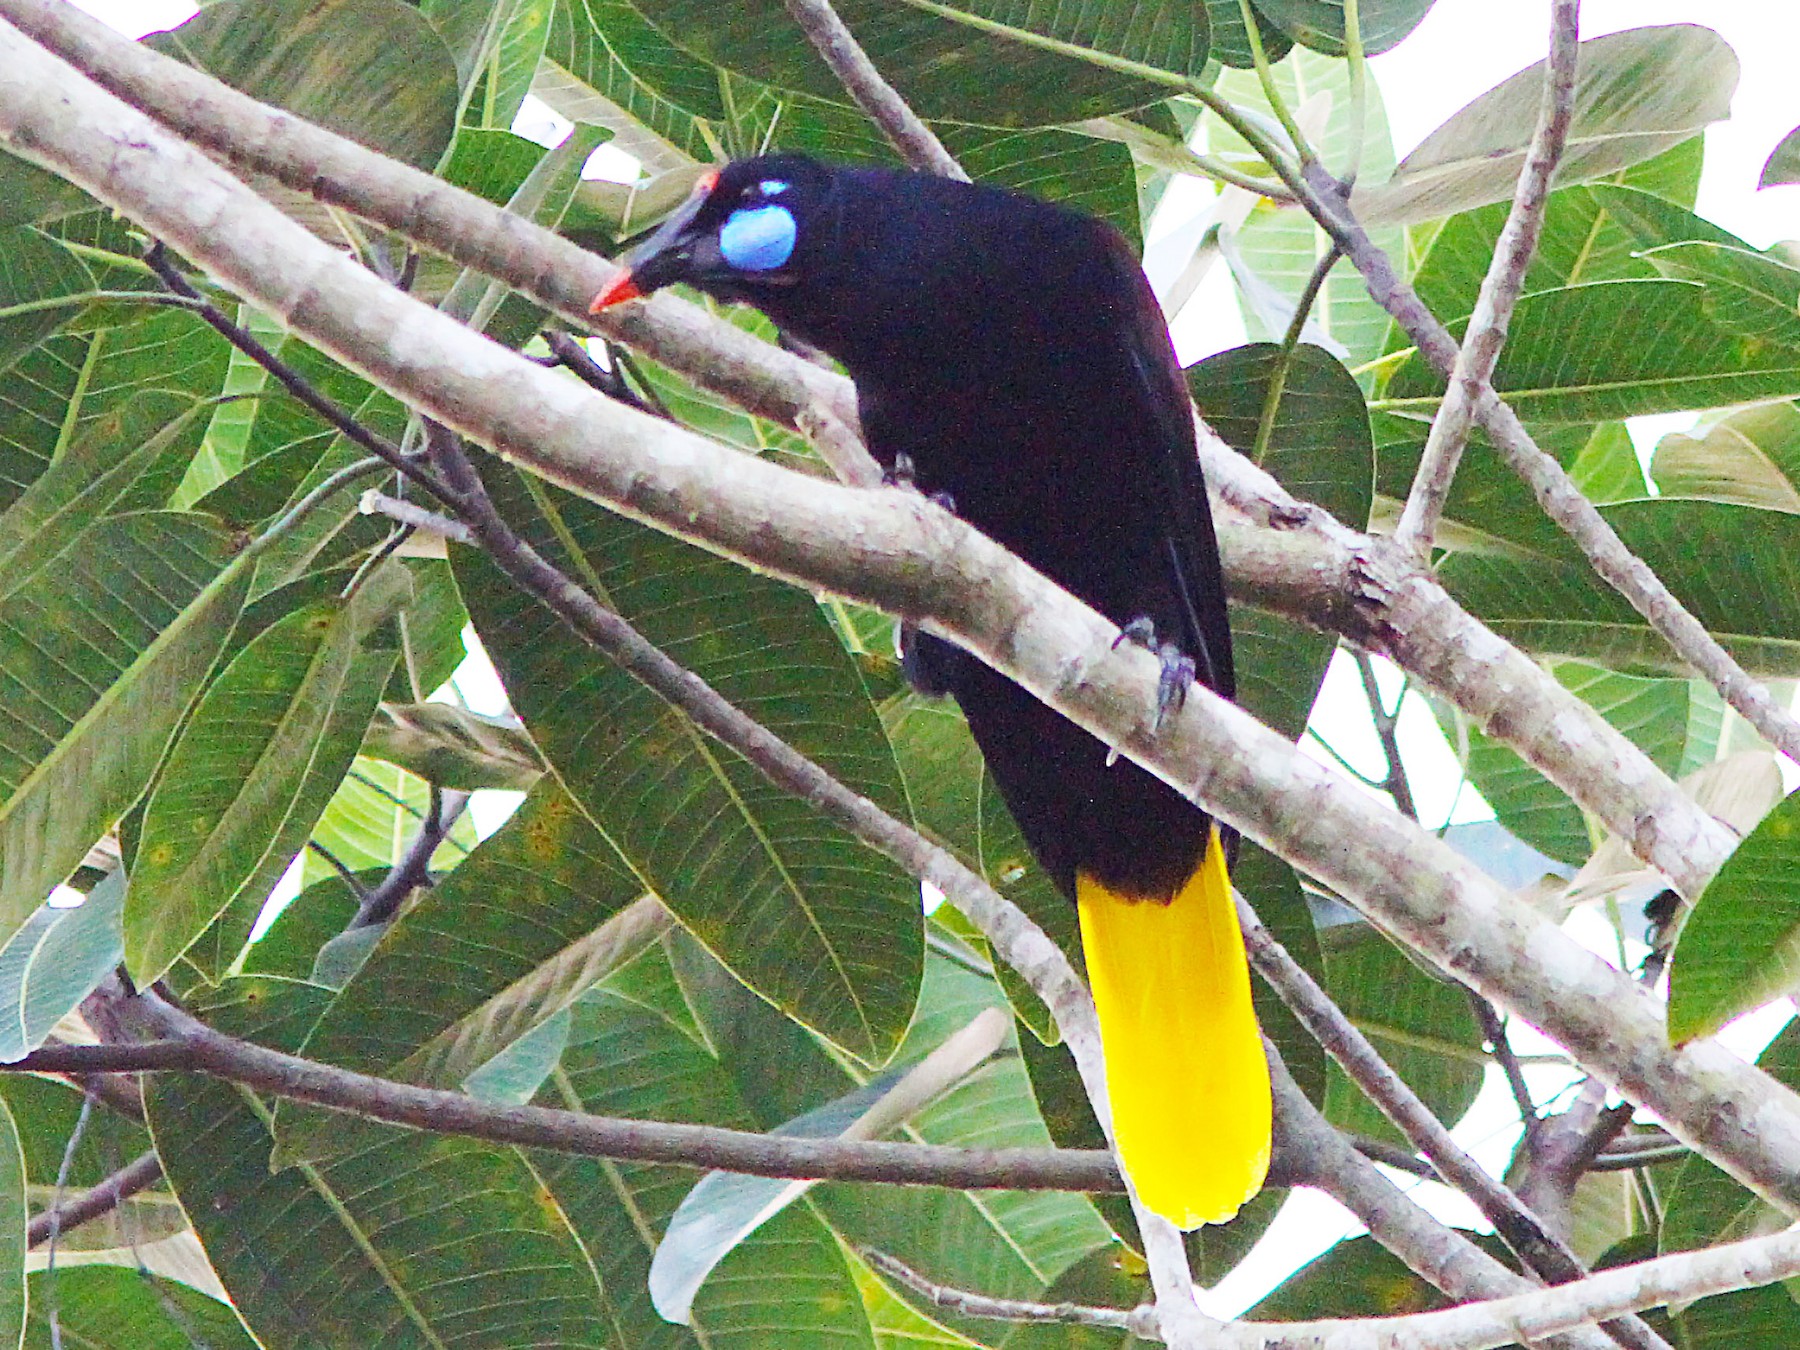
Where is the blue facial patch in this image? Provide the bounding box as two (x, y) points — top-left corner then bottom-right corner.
(719, 204), (796, 272)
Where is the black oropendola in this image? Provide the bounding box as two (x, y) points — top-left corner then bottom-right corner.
(592, 155), (1270, 1228)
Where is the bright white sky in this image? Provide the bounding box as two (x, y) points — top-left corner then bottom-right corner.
(67, 0), (1800, 1319)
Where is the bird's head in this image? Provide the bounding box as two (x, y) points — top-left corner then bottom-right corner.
(590, 155), (835, 313)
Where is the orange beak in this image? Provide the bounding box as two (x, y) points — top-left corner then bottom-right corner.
(589, 269), (643, 312)
(588, 167), (722, 314)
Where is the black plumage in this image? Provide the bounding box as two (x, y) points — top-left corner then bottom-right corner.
(605, 154), (1233, 904)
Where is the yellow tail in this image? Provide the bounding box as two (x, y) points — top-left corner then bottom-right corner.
(1076, 829), (1270, 1229)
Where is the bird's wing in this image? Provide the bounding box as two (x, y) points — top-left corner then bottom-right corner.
(1102, 228), (1236, 703)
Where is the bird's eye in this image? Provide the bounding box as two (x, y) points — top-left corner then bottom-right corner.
(718, 204), (796, 272)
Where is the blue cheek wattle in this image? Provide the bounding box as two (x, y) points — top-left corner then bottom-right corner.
(718, 204), (796, 272)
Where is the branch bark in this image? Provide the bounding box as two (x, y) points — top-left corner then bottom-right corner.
(5, 30), (1795, 1227)
(27, 1149), (162, 1249)
(1391, 0), (1581, 556)
(13, 1026), (1134, 1194)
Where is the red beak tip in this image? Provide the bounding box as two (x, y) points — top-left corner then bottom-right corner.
(590, 272), (643, 312)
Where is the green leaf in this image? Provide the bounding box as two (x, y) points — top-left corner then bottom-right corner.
(127, 568), (407, 985)
(0, 310), (228, 516)
(439, 127), (552, 206)
(1320, 924), (1484, 1144)
(274, 779), (645, 1162)
(300, 752), (477, 883)
(239, 871), (366, 980)
(0, 154), (89, 230)
(1668, 789), (1800, 1041)
(454, 470), (922, 1064)
(152, 0), (461, 170)
(1252, 0), (1434, 56)
(1250, 1233), (1456, 1318)
(999, 1245), (1153, 1347)
(533, 977), (879, 1348)
(1401, 146), (1712, 347)
(1203, 0), (1291, 68)
(624, 0), (1207, 128)
(0, 225), (94, 375)
(22, 1267), (258, 1350)
(1440, 498), (1800, 675)
(1639, 241), (1800, 349)
(147, 976), (615, 1350)
(0, 516), (247, 951)
(0, 870), (124, 1063)
(1386, 280), (1800, 423)
(1651, 400), (1800, 513)
(1354, 25), (1738, 226)
(1760, 124), (1800, 189)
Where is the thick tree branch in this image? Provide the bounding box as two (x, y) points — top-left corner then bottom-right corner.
(1392, 0), (1581, 556)
(14, 1024), (1135, 1194)
(6, 38), (1795, 1228)
(27, 1149), (163, 1249)
(1, 0), (1740, 907)
(781, 0), (967, 180)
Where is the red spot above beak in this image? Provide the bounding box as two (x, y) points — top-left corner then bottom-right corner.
(589, 269), (643, 312)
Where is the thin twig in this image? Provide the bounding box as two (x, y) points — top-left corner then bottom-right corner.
(1352, 649), (1417, 821)
(358, 489), (476, 545)
(542, 330), (669, 421)
(1470, 990), (1539, 1140)
(140, 241), (458, 508)
(43, 1092), (94, 1350)
(351, 784), (471, 928)
(28, 1150), (164, 1249)
(16, 1011), (1133, 1195)
(781, 0), (967, 180)
(1250, 241), (1342, 464)
(863, 1247), (1154, 1333)
(1391, 0), (1581, 557)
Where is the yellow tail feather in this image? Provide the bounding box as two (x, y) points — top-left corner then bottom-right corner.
(1076, 830), (1270, 1229)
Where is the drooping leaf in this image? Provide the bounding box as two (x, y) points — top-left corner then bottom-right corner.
(1668, 790), (1800, 1042)
(454, 468), (921, 1064)
(361, 700), (545, 791)
(0, 517), (247, 952)
(127, 569), (406, 986)
(623, 0), (1208, 128)
(1354, 26), (1738, 226)
(0, 870), (124, 1063)
(151, 0), (462, 169)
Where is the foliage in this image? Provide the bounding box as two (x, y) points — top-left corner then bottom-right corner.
(0, 0), (1797, 1344)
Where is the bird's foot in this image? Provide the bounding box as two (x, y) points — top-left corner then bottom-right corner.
(1113, 617), (1197, 734)
(882, 452), (916, 490)
(883, 453), (956, 514)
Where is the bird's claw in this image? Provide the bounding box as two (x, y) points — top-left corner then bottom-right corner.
(884, 453), (957, 514)
(1114, 616), (1196, 733)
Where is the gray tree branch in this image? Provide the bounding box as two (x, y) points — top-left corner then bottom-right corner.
(1391, 0), (1581, 556)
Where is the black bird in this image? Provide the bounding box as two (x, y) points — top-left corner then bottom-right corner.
(593, 155), (1269, 1228)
